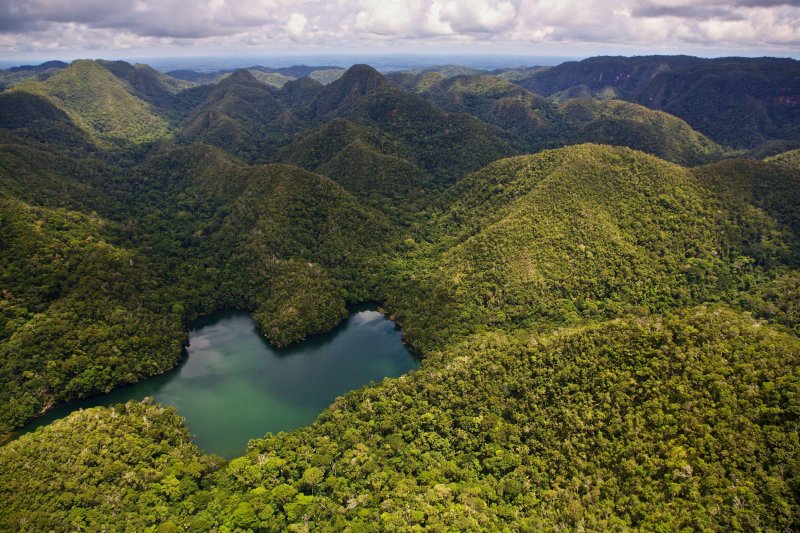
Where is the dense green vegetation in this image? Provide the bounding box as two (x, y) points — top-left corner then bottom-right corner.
(166, 65), (344, 87)
(0, 136), (396, 432)
(0, 93), (96, 151)
(383, 145), (800, 352)
(277, 118), (433, 219)
(0, 61), (66, 91)
(96, 60), (192, 115)
(767, 147), (800, 170)
(518, 55), (800, 149)
(13, 60), (171, 145)
(179, 70), (303, 160)
(0, 56), (799, 530)
(0, 400), (221, 531)
(400, 73), (724, 165)
(2, 307), (798, 530)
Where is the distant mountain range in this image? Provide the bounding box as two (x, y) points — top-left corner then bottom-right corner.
(1, 54), (799, 531)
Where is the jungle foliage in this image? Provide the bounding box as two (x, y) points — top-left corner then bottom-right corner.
(517, 55), (800, 149)
(0, 57), (799, 531)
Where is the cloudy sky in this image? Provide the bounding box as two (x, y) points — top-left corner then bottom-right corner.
(0, 0), (798, 62)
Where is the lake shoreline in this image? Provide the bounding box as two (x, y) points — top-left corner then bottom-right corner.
(7, 303), (419, 458)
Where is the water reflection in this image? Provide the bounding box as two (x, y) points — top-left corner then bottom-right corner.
(16, 305), (418, 459)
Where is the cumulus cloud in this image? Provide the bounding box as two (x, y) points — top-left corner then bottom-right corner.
(286, 12), (307, 40)
(0, 0), (798, 56)
(439, 0), (518, 33)
(1, 0), (281, 38)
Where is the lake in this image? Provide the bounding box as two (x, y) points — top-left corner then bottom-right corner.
(16, 305), (419, 458)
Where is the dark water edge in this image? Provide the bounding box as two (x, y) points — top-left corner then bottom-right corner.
(9, 304), (419, 459)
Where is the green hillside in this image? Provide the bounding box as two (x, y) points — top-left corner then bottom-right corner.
(246, 70), (295, 88)
(518, 56), (800, 149)
(310, 64), (389, 119)
(0, 401), (219, 530)
(278, 76), (325, 108)
(0, 140), (112, 209)
(0, 193), (183, 432)
(13, 60), (171, 145)
(0, 91), (95, 151)
(0, 137), (396, 432)
(316, 140), (431, 218)
(275, 68), (515, 214)
(276, 118), (432, 217)
(3, 306), (797, 530)
(0, 61), (67, 91)
(288, 65), (513, 181)
(345, 83), (514, 180)
(97, 60), (189, 108)
(0, 57), (799, 531)
(558, 99), (723, 165)
(767, 147), (800, 170)
(117, 144), (397, 344)
(384, 145), (799, 351)
(419, 74), (724, 165)
(180, 70), (302, 160)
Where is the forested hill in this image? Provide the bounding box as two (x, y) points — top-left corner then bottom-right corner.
(0, 56), (799, 530)
(391, 72), (724, 165)
(516, 55), (800, 149)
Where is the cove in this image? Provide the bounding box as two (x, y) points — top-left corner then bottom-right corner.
(17, 305), (419, 458)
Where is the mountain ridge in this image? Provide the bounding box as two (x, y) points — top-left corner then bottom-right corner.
(0, 55), (798, 531)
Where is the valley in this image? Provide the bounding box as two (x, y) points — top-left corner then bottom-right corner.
(0, 55), (798, 531)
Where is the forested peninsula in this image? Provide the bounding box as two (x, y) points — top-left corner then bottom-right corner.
(1, 56), (799, 530)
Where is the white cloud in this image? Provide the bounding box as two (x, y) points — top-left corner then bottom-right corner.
(354, 0), (422, 36)
(0, 0), (798, 57)
(438, 0), (518, 33)
(286, 12), (307, 40)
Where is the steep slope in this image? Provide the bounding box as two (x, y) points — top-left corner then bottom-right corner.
(275, 67), (514, 212)
(0, 139), (397, 433)
(0, 61), (67, 90)
(308, 68), (346, 85)
(310, 64), (389, 118)
(520, 55), (703, 96)
(3, 306), (798, 530)
(519, 56), (800, 149)
(0, 139), (111, 209)
(557, 98), (723, 165)
(166, 65), (341, 86)
(246, 70), (295, 88)
(276, 118), (406, 169)
(695, 158), (800, 246)
(1, 58), (799, 532)
(180, 69), (302, 160)
(0, 401), (219, 531)
(278, 76), (325, 109)
(385, 144), (799, 351)
(767, 147), (800, 170)
(343, 83), (514, 180)
(119, 144), (397, 343)
(386, 70), (447, 93)
(636, 58), (800, 148)
(98, 60), (189, 108)
(277, 118), (432, 217)
(0, 193), (183, 432)
(420, 74), (723, 165)
(12, 60), (171, 145)
(0, 91), (95, 151)
(316, 141), (431, 217)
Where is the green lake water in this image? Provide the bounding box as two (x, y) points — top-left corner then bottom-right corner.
(17, 305), (419, 458)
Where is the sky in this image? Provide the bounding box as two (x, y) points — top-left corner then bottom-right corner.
(0, 0), (798, 63)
